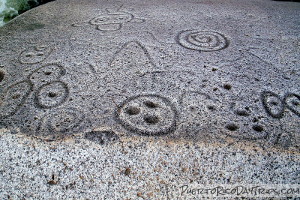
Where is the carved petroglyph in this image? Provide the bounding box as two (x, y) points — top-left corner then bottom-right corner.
(27, 62), (69, 109)
(225, 102), (268, 140)
(109, 41), (155, 74)
(261, 91), (285, 119)
(177, 30), (229, 52)
(116, 94), (177, 135)
(28, 63), (66, 87)
(72, 6), (145, 33)
(261, 91), (300, 119)
(19, 45), (52, 64)
(35, 81), (69, 109)
(0, 80), (33, 118)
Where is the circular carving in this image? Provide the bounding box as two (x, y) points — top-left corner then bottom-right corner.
(0, 80), (33, 118)
(177, 30), (229, 51)
(35, 81), (69, 109)
(90, 13), (134, 25)
(116, 94), (177, 135)
(19, 45), (52, 64)
(261, 91), (285, 119)
(28, 64), (66, 86)
(284, 93), (300, 117)
(46, 108), (84, 133)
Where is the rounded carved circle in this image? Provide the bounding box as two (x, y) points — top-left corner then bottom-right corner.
(35, 81), (69, 109)
(0, 70), (4, 83)
(261, 91), (285, 119)
(177, 30), (229, 51)
(116, 94), (177, 135)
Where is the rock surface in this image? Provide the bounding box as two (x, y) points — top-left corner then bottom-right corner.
(0, 0), (299, 198)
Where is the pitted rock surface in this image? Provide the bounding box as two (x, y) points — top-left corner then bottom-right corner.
(0, 0), (299, 149)
(0, 0), (299, 198)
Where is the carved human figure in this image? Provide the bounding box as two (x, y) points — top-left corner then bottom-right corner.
(73, 6), (145, 32)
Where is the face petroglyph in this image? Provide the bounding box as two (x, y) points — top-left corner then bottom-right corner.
(109, 41), (155, 75)
(116, 94), (177, 136)
(35, 81), (69, 109)
(18, 45), (52, 64)
(90, 12), (144, 32)
(90, 12), (133, 25)
(73, 6), (145, 32)
(261, 91), (300, 119)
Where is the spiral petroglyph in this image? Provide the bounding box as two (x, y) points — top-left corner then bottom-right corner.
(177, 30), (229, 52)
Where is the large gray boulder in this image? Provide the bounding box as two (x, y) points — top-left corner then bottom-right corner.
(0, 0), (299, 198)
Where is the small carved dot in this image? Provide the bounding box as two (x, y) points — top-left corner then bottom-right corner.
(235, 109), (250, 117)
(270, 101), (278, 106)
(124, 168), (131, 176)
(189, 106), (196, 111)
(0, 71), (4, 82)
(223, 84), (232, 90)
(144, 115), (160, 124)
(252, 125), (264, 132)
(225, 123), (239, 131)
(48, 92), (57, 98)
(44, 71), (52, 75)
(125, 106), (140, 115)
(207, 105), (215, 111)
(252, 118), (259, 122)
(144, 101), (158, 108)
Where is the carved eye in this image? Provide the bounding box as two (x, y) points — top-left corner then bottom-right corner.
(0, 71), (4, 82)
(35, 46), (46, 51)
(37, 52), (44, 56)
(25, 53), (34, 57)
(96, 17), (108, 22)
